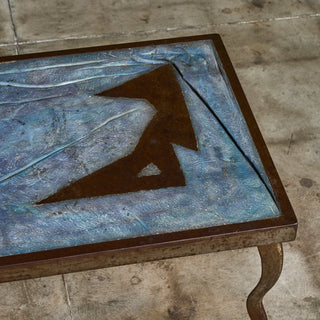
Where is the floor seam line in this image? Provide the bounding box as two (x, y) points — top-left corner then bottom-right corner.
(0, 43), (16, 48)
(13, 13), (320, 47)
(6, 0), (19, 55)
(62, 274), (73, 320)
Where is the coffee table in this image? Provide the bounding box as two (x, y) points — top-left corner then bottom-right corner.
(0, 34), (297, 319)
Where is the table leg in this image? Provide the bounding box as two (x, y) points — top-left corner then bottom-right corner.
(247, 243), (283, 320)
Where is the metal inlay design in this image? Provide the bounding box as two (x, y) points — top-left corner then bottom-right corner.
(38, 64), (197, 203)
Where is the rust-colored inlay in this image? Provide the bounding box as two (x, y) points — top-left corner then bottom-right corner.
(38, 64), (197, 204)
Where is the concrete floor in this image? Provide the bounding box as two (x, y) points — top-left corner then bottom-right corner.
(0, 1), (319, 319)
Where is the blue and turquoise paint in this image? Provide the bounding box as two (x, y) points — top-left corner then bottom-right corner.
(0, 40), (280, 257)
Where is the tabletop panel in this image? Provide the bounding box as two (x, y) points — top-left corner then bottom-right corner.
(0, 38), (282, 258)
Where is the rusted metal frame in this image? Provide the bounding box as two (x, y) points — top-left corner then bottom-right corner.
(0, 228), (293, 283)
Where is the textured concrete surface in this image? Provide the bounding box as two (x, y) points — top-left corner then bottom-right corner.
(0, 1), (320, 319)
(0, 276), (71, 319)
(0, 0), (16, 56)
(8, 0), (319, 45)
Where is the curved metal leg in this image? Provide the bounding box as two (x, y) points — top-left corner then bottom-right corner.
(247, 243), (283, 320)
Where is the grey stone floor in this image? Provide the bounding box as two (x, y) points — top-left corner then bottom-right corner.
(0, 1), (319, 319)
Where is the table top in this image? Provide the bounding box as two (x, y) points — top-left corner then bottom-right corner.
(0, 34), (297, 282)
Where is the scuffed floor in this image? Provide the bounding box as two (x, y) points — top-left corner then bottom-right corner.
(0, 1), (319, 319)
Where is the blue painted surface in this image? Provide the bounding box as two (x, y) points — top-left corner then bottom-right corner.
(0, 40), (281, 256)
